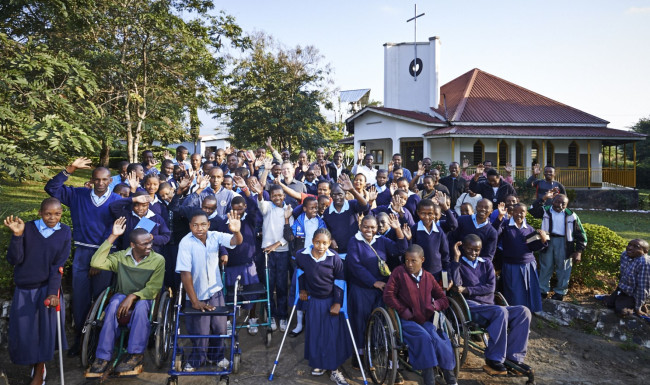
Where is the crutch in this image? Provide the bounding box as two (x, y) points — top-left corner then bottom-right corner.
(44, 266), (65, 385)
(268, 269), (303, 381)
(337, 280), (368, 385)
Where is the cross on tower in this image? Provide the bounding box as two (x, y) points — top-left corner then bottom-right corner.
(406, 4), (425, 81)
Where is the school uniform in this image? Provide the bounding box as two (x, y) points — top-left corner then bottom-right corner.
(150, 195), (169, 226)
(193, 186), (237, 220)
(90, 240), (165, 361)
(7, 220), (71, 365)
(322, 199), (369, 260)
(374, 185), (392, 207)
(450, 214), (498, 261)
(45, 170), (122, 338)
(295, 247), (353, 370)
(404, 192), (421, 220)
(327, 163), (349, 181)
(383, 265), (455, 371)
(372, 205), (415, 227)
(351, 164), (377, 186)
(346, 232), (407, 349)
(109, 199), (171, 254)
(409, 221), (450, 281)
(303, 180), (319, 196)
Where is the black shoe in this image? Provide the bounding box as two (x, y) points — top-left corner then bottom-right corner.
(486, 359), (507, 372)
(86, 358), (109, 377)
(513, 361), (532, 373)
(541, 292), (548, 301)
(115, 353), (144, 373)
(394, 371), (405, 385)
(289, 328), (303, 338)
(551, 293), (564, 301)
(350, 355), (363, 370)
(67, 342), (80, 357)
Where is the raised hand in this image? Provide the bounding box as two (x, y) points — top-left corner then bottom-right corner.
(417, 160), (425, 176)
(387, 213), (401, 229)
(132, 194), (152, 204)
(112, 217), (127, 236)
(301, 163), (309, 173)
(163, 150), (173, 160)
(266, 136), (273, 148)
(233, 175), (247, 189)
(497, 202), (508, 217)
(338, 174), (354, 191)
(245, 150), (256, 162)
(389, 182), (398, 195)
(225, 146), (233, 155)
(452, 241), (463, 262)
(533, 163), (541, 176)
(387, 160), (394, 173)
(284, 205), (293, 220)
(248, 178), (263, 194)
(462, 158), (469, 169)
(504, 162), (513, 174)
(543, 189), (555, 201)
(313, 166), (322, 178)
(325, 149), (333, 160)
(178, 175), (192, 190)
(475, 163), (485, 175)
(402, 223), (412, 240)
(254, 156), (264, 168)
(67, 157), (93, 174)
(263, 157), (273, 170)
(3, 215), (25, 236)
(227, 210), (241, 234)
(198, 175), (210, 190)
(367, 186), (378, 202)
(358, 147), (365, 160)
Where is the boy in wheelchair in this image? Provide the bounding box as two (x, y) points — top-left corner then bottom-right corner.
(450, 234), (532, 374)
(384, 245), (458, 385)
(87, 217), (165, 376)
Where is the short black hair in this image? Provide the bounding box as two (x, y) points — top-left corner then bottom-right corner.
(269, 184), (284, 194)
(416, 198), (438, 211)
(231, 195), (246, 206)
(126, 163), (142, 174)
(130, 228), (150, 243)
(190, 210), (209, 222)
(405, 244), (424, 258)
(40, 197), (62, 211)
(486, 168), (499, 177)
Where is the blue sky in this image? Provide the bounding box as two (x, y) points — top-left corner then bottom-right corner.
(200, 1), (650, 134)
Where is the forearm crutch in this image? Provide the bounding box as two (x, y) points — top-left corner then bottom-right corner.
(268, 269), (303, 381)
(337, 280), (368, 385)
(44, 267), (65, 385)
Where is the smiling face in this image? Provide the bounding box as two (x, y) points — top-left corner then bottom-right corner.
(333, 152), (343, 165)
(303, 200), (318, 219)
(271, 164), (282, 178)
(158, 186), (174, 203)
(404, 251), (424, 276)
(376, 171), (388, 187)
(363, 154), (374, 168)
(270, 187), (285, 207)
(544, 166), (555, 182)
(317, 197), (330, 216)
(397, 179), (410, 192)
(162, 162), (174, 177)
(422, 176), (434, 192)
(331, 187), (345, 207)
(231, 202), (246, 217)
(312, 232), (331, 256)
(475, 199), (492, 222)
(462, 239), (482, 261)
(216, 149), (226, 164)
(39, 202), (63, 228)
(393, 168), (403, 180)
(317, 181), (331, 197)
(429, 169), (440, 184)
(417, 204), (441, 229)
(353, 173), (366, 191)
(133, 201), (149, 217)
(552, 195), (568, 213)
(392, 154), (402, 167)
(142, 151), (154, 165)
(281, 162), (294, 182)
(298, 152), (308, 165)
(512, 205), (527, 225)
(359, 216), (378, 242)
(305, 169), (316, 182)
(131, 232), (154, 259)
(448, 162), (459, 178)
(316, 148), (325, 161)
(487, 174), (500, 187)
(144, 177), (160, 196)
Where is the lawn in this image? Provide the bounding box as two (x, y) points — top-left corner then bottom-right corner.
(573, 210), (650, 241)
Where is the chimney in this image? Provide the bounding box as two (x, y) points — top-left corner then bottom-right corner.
(429, 36), (440, 111)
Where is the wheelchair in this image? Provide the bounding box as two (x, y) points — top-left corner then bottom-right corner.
(80, 285), (174, 375)
(445, 290), (536, 385)
(364, 307), (460, 385)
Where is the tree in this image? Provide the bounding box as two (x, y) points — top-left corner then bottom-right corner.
(630, 116), (650, 164)
(220, 33), (338, 153)
(0, 33), (99, 180)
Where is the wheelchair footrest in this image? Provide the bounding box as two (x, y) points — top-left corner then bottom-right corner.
(116, 364), (143, 377)
(182, 306), (231, 316)
(483, 365), (507, 376)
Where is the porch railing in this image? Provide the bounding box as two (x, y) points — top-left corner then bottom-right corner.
(460, 167), (636, 188)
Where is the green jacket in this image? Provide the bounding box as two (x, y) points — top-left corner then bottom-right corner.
(90, 240), (165, 300)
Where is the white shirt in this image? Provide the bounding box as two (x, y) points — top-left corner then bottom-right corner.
(258, 200), (292, 251)
(351, 164), (377, 186)
(303, 216), (320, 249)
(417, 220), (439, 234)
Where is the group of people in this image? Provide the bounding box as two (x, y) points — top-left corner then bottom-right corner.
(5, 138), (649, 385)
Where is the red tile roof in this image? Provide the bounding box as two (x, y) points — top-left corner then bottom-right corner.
(439, 69), (609, 125)
(423, 125), (645, 141)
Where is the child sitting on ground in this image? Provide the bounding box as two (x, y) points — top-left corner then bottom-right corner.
(383, 245), (457, 385)
(605, 239), (650, 317)
(5, 198), (71, 385)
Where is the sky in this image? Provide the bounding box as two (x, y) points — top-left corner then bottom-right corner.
(200, 0), (650, 135)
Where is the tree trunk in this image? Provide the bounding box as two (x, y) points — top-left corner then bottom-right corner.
(99, 139), (111, 167)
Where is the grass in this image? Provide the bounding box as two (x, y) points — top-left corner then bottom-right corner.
(573, 210), (650, 241)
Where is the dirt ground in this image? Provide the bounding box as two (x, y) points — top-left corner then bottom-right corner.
(2, 308), (650, 385)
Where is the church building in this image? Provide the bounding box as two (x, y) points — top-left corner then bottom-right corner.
(344, 37), (645, 188)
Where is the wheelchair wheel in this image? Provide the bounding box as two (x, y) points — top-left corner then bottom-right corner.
(365, 308), (398, 385)
(443, 315), (461, 379)
(81, 287), (112, 368)
(154, 289), (174, 368)
(445, 296), (470, 367)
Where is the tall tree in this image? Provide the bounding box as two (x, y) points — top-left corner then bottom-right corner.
(221, 34), (338, 152)
(630, 116), (650, 163)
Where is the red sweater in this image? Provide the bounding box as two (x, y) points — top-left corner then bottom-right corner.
(384, 265), (449, 325)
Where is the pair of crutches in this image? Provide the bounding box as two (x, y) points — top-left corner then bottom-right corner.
(268, 270), (367, 385)
(43, 267), (65, 385)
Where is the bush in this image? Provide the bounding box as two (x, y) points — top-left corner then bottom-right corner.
(637, 163), (650, 189)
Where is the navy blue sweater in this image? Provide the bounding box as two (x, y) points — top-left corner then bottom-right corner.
(7, 221), (71, 295)
(109, 198), (171, 253)
(322, 200), (369, 254)
(450, 257), (496, 305)
(449, 215), (498, 261)
(409, 222), (449, 279)
(295, 249), (345, 304)
(372, 205), (415, 227)
(346, 236), (407, 288)
(493, 218), (546, 265)
(216, 194), (260, 267)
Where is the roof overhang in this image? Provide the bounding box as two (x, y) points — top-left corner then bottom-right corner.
(346, 106), (447, 134)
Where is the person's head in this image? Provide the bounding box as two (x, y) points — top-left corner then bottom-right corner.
(158, 182), (174, 203)
(141, 150), (154, 165)
(222, 175), (234, 190)
(132, 191), (150, 217)
(376, 170), (388, 187)
(216, 148), (226, 164)
(271, 163), (282, 178)
(227, 153), (239, 171)
(161, 159), (174, 177)
(113, 184), (131, 198)
(353, 173), (367, 191)
(626, 239), (649, 258)
(363, 153), (374, 168)
(312, 228), (332, 255)
(173, 165), (185, 181)
(256, 147), (266, 158)
(234, 166), (250, 179)
(302, 196), (318, 219)
(91, 167), (112, 196)
(39, 197), (62, 228)
(504, 195), (519, 210)
(392, 153), (403, 167)
(209, 167), (224, 190)
(317, 180), (332, 197)
(281, 161), (295, 182)
(422, 175), (434, 192)
(512, 203), (528, 226)
(396, 177), (410, 192)
(129, 228), (153, 258)
(281, 149), (290, 161)
(359, 215), (378, 241)
(316, 147), (326, 161)
(392, 189), (408, 208)
(543, 166), (556, 182)
(392, 167), (403, 180)
(201, 195), (217, 216)
(486, 168), (500, 187)
(483, 160), (494, 170)
(298, 151), (309, 165)
(117, 160), (129, 176)
(462, 234), (483, 261)
(376, 212), (391, 234)
(467, 187), (477, 197)
(230, 195), (247, 217)
(202, 161), (214, 175)
(448, 162), (460, 178)
(207, 152), (216, 163)
(176, 146), (189, 161)
(422, 158), (432, 171)
(417, 199), (442, 228)
(404, 245), (425, 276)
(237, 150), (246, 166)
(305, 167), (316, 183)
(552, 194), (569, 213)
(126, 163), (144, 180)
(429, 168), (441, 184)
(190, 153), (202, 171)
(143, 174), (160, 196)
(333, 151), (343, 166)
(331, 185), (346, 207)
(475, 199), (493, 222)
(269, 184), (285, 207)
(189, 211), (210, 240)
(460, 202), (474, 216)
(317, 195), (330, 216)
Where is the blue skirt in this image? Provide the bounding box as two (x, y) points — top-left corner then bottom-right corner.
(348, 283), (384, 350)
(9, 285), (68, 365)
(502, 261), (542, 313)
(304, 297), (353, 370)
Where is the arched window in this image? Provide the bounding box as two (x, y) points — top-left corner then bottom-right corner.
(531, 141), (539, 166)
(498, 140), (508, 167)
(568, 141), (579, 167)
(546, 141), (555, 167)
(473, 140), (484, 165)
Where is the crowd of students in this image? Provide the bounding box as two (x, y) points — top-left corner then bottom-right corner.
(4, 138), (649, 385)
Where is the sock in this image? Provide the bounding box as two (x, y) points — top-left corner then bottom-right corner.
(292, 310), (304, 333)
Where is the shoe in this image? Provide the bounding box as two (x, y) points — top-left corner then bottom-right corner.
(551, 293), (564, 301)
(329, 369), (349, 385)
(115, 353), (144, 373)
(541, 292), (548, 301)
(486, 359), (507, 372)
(248, 318), (259, 335)
(350, 355), (363, 370)
(442, 369), (457, 385)
(279, 319), (288, 332)
(513, 361), (532, 373)
(394, 371), (405, 384)
(67, 342), (80, 357)
(217, 358), (230, 369)
(270, 317), (277, 331)
(226, 320), (232, 335)
(87, 358), (109, 376)
(183, 362), (195, 372)
(289, 324), (303, 337)
(312, 368), (326, 376)
(30, 365), (46, 385)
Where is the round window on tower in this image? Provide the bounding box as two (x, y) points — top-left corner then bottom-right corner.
(408, 58), (423, 77)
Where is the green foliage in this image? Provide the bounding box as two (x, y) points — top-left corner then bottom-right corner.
(637, 163), (650, 189)
(513, 176), (535, 203)
(431, 160), (448, 176)
(630, 116), (650, 163)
